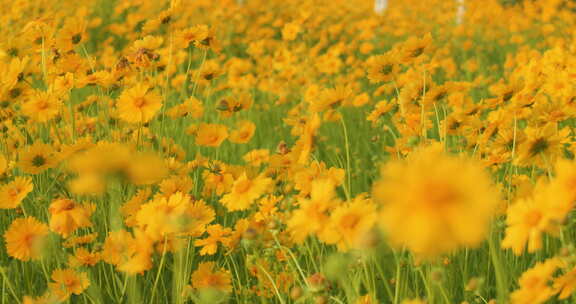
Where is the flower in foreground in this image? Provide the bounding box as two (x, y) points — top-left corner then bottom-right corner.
(373, 144), (500, 257)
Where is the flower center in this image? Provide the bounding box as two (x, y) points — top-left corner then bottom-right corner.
(31, 155), (46, 167)
(525, 210), (542, 227)
(236, 179), (252, 194)
(133, 97), (147, 108)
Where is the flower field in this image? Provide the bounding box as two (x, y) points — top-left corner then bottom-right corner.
(1, 0), (576, 303)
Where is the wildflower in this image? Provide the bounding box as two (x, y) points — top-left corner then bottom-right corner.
(195, 224), (232, 255)
(121, 188), (152, 227)
(159, 175), (194, 197)
(18, 142), (59, 174)
(137, 192), (214, 241)
(229, 120), (256, 144)
(501, 186), (560, 255)
(320, 195), (378, 251)
(21, 90), (62, 123)
(62, 233), (98, 248)
(192, 123), (228, 147)
(125, 152), (168, 185)
(191, 262), (232, 293)
(48, 199), (94, 237)
(68, 173), (106, 196)
(175, 25), (207, 49)
(288, 178), (339, 243)
(102, 229), (154, 275)
(48, 268), (90, 301)
(220, 173), (271, 211)
(510, 258), (561, 304)
(373, 144), (499, 257)
(397, 33), (433, 64)
(282, 22), (301, 41)
(0, 177), (33, 209)
(128, 36), (163, 68)
(117, 84), (163, 124)
(4, 217), (49, 261)
(167, 96), (204, 119)
(366, 53), (399, 83)
(216, 94), (253, 118)
(196, 60), (222, 85)
(554, 265), (576, 299)
(515, 123), (569, 168)
(55, 18), (87, 51)
(243, 149), (270, 166)
(68, 247), (101, 267)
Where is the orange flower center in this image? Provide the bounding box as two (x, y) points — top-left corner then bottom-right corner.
(236, 179), (252, 194)
(36, 100), (49, 110)
(341, 213), (361, 230)
(525, 210), (542, 227)
(133, 97), (147, 108)
(422, 181), (459, 209)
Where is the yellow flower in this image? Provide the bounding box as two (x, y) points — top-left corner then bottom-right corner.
(282, 22), (301, 41)
(18, 142), (59, 174)
(373, 144), (499, 257)
(68, 173), (106, 196)
(190, 123), (229, 147)
(501, 184), (561, 255)
(4, 217), (49, 261)
(229, 120), (256, 144)
(288, 178), (339, 243)
(195, 224), (232, 256)
(102, 229), (154, 275)
(397, 33), (433, 64)
(21, 90), (62, 123)
(48, 268), (90, 301)
(0, 177), (33, 209)
(175, 25), (207, 49)
(220, 172), (271, 211)
(243, 149), (270, 166)
(191, 262), (232, 293)
(510, 258), (561, 304)
(159, 175), (194, 197)
(125, 152), (169, 185)
(515, 123), (569, 168)
(366, 53), (400, 83)
(48, 198), (94, 237)
(55, 18), (87, 51)
(136, 192), (214, 241)
(121, 188), (152, 227)
(320, 195), (377, 251)
(166, 96), (204, 119)
(68, 247), (101, 267)
(554, 265), (576, 299)
(117, 84), (163, 123)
